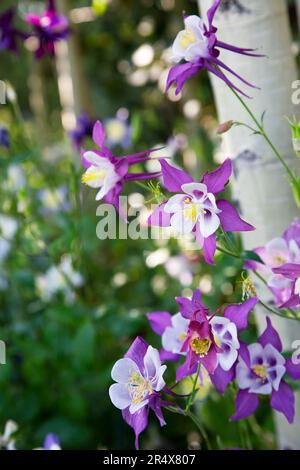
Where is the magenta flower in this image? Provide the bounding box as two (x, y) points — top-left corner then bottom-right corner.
(109, 337), (167, 449)
(0, 8), (27, 53)
(148, 290), (258, 388)
(247, 219), (300, 307)
(25, 0), (69, 59)
(232, 317), (300, 424)
(81, 121), (161, 214)
(148, 159), (254, 264)
(167, 1), (262, 97)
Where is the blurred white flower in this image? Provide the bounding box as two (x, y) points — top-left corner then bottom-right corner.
(164, 255), (193, 286)
(0, 215), (18, 261)
(38, 187), (70, 213)
(36, 255), (83, 303)
(0, 420), (18, 450)
(6, 165), (26, 191)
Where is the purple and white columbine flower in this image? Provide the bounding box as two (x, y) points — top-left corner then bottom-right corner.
(232, 317), (300, 423)
(148, 290), (258, 390)
(167, 1), (263, 97)
(81, 120), (161, 214)
(69, 114), (96, 150)
(247, 219), (300, 307)
(43, 434), (61, 450)
(148, 159), (254, 264)
(25, 0), (69, 59)
(109, 337), (167, 449)
(105, 116), (132, 149)
(0, 8), (26, 53)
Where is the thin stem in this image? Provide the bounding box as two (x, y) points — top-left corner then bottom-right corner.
(185, 363), (201, 412)
(258, 299), (300, 322)
(230, 86), (297, 184)
(216, 244), (241, 259)
(185, 409), (212, 450)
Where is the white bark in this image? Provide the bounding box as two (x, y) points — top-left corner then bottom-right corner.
(198, 0), (300, 448)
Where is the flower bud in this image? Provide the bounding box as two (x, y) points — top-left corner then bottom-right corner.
(217, 120), (234, 135)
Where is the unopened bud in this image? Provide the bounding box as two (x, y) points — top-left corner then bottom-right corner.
(287, 116), (300, 158)
(217, 120), (234, 135)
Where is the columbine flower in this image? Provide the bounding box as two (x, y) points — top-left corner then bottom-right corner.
(232, 317), (300, 423)
(0, 8), (26, 53)
(105, 116), (132, 149)
(81, 120), (161, 213)
(148, 159), (254, 264)
(25, 0), (69, 59)
(167, 1), (262, 97)
(0, 420), (18, 450)
(109, 337), (167, 449)
(0, 126), (9, 148)
(148, 289), (258, 391)
(247, 219), (300, 307)
(69, 114), (96, 150)
(43, 434), (61, 450)
(272, 264), (300, 309)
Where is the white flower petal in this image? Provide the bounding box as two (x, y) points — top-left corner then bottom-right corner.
(109, 383), (132, 410)
(198, 211), (220, 238)
(164, 194), (186, 214)
(181, 183), (207, 200)
(111, 358), (140, 383)
(170, 211), (196, 235)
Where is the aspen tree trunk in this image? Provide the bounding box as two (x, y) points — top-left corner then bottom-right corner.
(55, 0), (93, 131)
(198, 0), (300, 449)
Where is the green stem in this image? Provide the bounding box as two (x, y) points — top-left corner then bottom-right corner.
(185, 363), (201, 412)
(230, 87), (297, 184)
(216, 244), (241, 259)
(185, 409), (212, 450)
(258, 299), (300, 322)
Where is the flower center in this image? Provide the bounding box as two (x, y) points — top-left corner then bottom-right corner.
(127, 371), (152, 405)
(252, 364), (268, 380)
(183, 200), (206, 222)
(81, 167), (107, 185)
(190, 337), (212, 357)
(179, 29), (197, 49)
(178, 332), (187, 342)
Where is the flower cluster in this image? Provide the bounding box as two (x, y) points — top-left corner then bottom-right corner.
(148, 159), (254, 264)
(81, 120), (161, 214)
(166, 0), (262, 97)
(0, 1), (68, 59)
(247, 219), (300, 308)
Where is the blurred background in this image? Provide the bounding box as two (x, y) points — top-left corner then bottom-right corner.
(1, 0), (298, 450)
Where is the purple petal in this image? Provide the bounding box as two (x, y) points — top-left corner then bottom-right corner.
(231, 390), (259, 421)
(44, 433), (60, 450)
(166, 63), (202, 95)
(125, 337), (148, 373)
(283, 219), (300, 246)
(258, 317), (282, 352)
(176, 351), (198, 382)
(239, 341), (251, 368)
(160, 348), (181, 363)
(175, 296), (195, 320)
(92, 120), (106, 148)
(286, 357), (300, 380)
(202, 233), (216, 265)
(122, 406), (149, 449)
(280, 294), (300, 309)
(147, 202), (171, 227)
(160, 159), (193, 193)
(200, 344), (218, 375)
(270, 381), (295, 424)
(273, 263), (300, 280)
(201, 159), (232, 195)
(147, 312), (172, 336)
(192, 289), (202, 306)
(149, 396), (166, 427)
(210, 364), (235, 394)
(207, 0), (221, 31)
(224, 298), (258, 331)
(217, 199), (255, 232)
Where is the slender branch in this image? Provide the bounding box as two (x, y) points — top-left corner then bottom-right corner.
(185, 363), (201, 412)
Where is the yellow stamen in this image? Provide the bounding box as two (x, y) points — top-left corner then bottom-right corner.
(190, 337), (212, 358)
(252, 364), (268, 380)
(127, 371), (152, 405)
(179, 29), (197, 49)
(81, 169), (107, 185)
